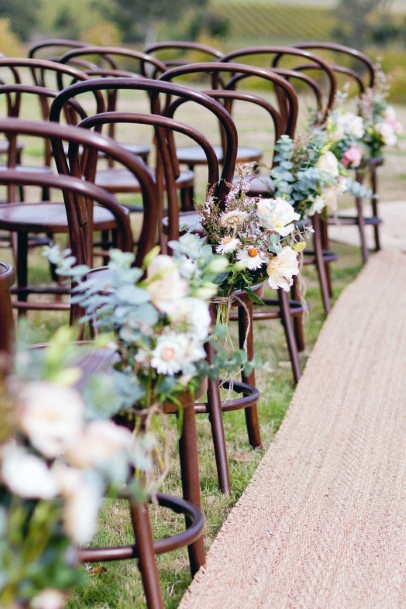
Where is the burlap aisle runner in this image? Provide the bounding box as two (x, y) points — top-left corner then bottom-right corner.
(180, 249), (406, 609)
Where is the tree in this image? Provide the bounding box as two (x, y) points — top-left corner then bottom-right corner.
(98, 0), (208, 44)
(0, 0), (40, 41)
(332, 0), (395, 49)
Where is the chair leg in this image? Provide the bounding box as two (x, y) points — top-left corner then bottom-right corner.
(237, 299), (261, 449)
(355, 170), (369, 264)
(320, 217), (334, 298)
(205, 340), (230, 494)
(16, 231), (28, 318)
(370, 165), (381, 252)
(313, 214), (331, 314)
(129, 501), (164, 609)
(177, 404), (205, 575)
(278, 288), (301, 383)
(180, 186), (194, 212)
(290, 274), (305, 352)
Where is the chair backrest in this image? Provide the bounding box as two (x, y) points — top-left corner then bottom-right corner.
(292, 42), (376, 93)
(58, 46), (167, 79)
(49, 77), (238, 206)
(159, 62), (298, 162)
(77, 110), (221, 245)
(144, 41), (224, 71)
(0, 118), (157, 270)
(220, 46), (337, 123)
(28, 38), (88, 60)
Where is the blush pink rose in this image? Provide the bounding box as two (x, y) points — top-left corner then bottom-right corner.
(342, 144), (363, 168)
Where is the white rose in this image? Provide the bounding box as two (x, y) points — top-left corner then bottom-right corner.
(383, 105), (396, 122)
(266, 246), (299, 291)
(1, 443), (58, 499)
(316, 151), (339, 178)
(17, 382), (84, 458)
(66, 420), (134, 469)
(146, 255), (188, 317)
(257, 198), (299, 236)
(340, 112), (364, 139)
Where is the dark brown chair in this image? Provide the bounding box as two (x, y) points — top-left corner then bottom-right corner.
(292, 42), (381, 263)
(0, 119), (157, 314)
(219, 48), (339, 313)
(159, 63), (306, 379)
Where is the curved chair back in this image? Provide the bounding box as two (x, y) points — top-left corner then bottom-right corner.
(78, 110), (220, 244)
(221, 46), (336, 123)
(159, 62), (298, 162)
(292, 42), (376, 92)
(50, 77), (238, 206)
(144, 40), (223, 71)
(59, 46), (167, 79)
(28, 38), (88, 60)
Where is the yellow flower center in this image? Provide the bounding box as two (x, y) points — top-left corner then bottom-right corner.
(162, 347), (176, 361)
(248, 247), (258, 258)
(223, 237), (232, 244)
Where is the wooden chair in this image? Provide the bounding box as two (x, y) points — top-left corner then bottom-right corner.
(219, 47), (339, 313)
(50, 78), (260, 493)
(0, 118), (156, 314)
(292, 42), (381, 263)
(159, 63), (306, 378)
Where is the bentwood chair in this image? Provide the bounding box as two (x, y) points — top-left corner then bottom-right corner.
(0, 259), (205, 609)
(292, 42), (381, 263)
(219, 48), (339, 313)
(0, 119), (158, 315)
(159, 63), (306, 378)
(50, 78), (261, 494)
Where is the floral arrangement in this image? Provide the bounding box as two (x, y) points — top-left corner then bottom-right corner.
(47, 235), (250, 411)
(0, 328), (153, 609)
(270, 127), (371, 218)
(358, 66), (403, 160)
(198, 165), (306, 298)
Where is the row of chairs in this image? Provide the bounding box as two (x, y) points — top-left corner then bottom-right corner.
(0, 38), (382, 608)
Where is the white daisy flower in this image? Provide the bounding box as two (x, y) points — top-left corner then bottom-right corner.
(216, 236), (241, 254)
(266, 246), (299, 291)
(151, 333), (188, 375)
(257, 198), (299, 236)
(220, 210), (248, 230)
(236, 246), (268, 270)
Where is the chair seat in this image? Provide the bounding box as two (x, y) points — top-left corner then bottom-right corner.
(0, 164), (53, 174)
(328, 214), (382, 227)
(0, 202), (123, 233)
(176, 145), (262, 166)
(95, 167), (194, 194)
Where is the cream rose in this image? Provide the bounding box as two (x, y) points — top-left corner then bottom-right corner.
(266, 246), (299, 291)
(1, 443), (58, 499)
(257, 198), (299, 236)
